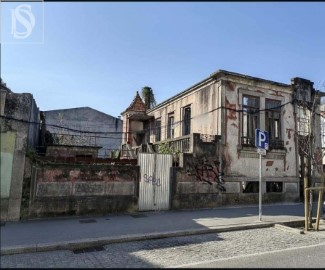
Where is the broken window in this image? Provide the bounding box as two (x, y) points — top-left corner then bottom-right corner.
(266, 182), (283, 193)
(167, 113), (175, 139)
(155, 118), (161, 142)
(143, 121), (150, 144)
(243, 181), (259, 193)
(183, 106), (191, 136)
(321, 111), (325, 150)
(241, 95), (259, 146)
(265, 99), (284, 149)
(297, 105), (311, 136)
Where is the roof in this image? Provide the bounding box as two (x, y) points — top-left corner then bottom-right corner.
(121, 91), (146, 115)
(43, 106), (122, 121)
(212, 69), (290, 87)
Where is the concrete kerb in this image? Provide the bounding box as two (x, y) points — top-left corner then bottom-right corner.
(1, 219), (306, 256)
(274, 224), (304, 234)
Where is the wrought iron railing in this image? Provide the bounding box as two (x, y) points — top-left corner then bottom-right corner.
(241, 136), (255, 147)
(269, 139), (285, 150)
(241, 136), (284, 150)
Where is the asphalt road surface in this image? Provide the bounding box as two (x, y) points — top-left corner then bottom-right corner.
(1, 227), (325, 268)
(181, 242), (325, 268)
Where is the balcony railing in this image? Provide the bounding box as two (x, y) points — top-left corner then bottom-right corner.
(153, 135), (191, 153)
(121, 133), (223, 158)
(269, 139), (285, 150)
(241, 136), (284, 150)
(241, 136), (255, 147)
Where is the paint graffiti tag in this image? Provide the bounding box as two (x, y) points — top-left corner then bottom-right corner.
(143, 174), (161, 186)
(188, 158), (226, 192)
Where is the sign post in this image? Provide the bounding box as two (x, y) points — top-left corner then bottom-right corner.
(259, 151), (262, 221)
(255, 129), (269, 221)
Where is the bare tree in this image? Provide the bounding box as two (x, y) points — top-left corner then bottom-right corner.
(293, 78), (325, 229)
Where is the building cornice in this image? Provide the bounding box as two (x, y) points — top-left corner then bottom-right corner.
(147, 77), (216, 113)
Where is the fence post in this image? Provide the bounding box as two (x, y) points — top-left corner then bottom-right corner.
(304, 177), (309, 231)
(316, 189), (324, 231)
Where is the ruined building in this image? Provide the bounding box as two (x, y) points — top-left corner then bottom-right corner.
(1, 80), (40, 221)
(121, 70), (323, 206)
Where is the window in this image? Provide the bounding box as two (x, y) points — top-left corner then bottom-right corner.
(297, 105), (311, 136)
(321, 112), (325, 149)
(266, 182), (283, 193)
(265, 100), (283, 149)
(155, 118), (161, 142)
(183, 106), (191, 136)
(143, 121), (150, 144)
(167, 113), (174, 139)
(242, 95), (259, 146)
(243, 181), (259, 193)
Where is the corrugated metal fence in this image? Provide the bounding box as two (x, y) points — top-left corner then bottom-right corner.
(138, 153), (173, 211)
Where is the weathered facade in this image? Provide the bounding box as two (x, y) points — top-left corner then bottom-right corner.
(2, 71), (322, 220)
(43, 107), (122, 158)
(121, 92), (152, 151)
(24, 157), (139, 218)
(122, 70), (323, 208)
(0, 80), (40, 221)
(320, 104), (325, 168)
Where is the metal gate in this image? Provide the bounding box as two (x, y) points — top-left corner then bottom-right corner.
(138, 153), (173, 211)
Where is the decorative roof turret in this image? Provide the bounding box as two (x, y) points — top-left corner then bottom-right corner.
(121, 91), (146, 115)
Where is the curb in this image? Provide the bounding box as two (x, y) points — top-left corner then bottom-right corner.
(274, 224), (304, 234)
(0, 219), (305, 256)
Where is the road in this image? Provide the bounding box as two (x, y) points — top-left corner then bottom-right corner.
(1, 227), (325, 268)
(182, 243), (325, 268)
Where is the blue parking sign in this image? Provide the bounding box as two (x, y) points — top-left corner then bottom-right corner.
(255, 129), (269, 150)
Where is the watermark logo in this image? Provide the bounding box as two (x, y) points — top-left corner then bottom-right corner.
(1, 0), (44, 44)
(10, 4), (35, 39)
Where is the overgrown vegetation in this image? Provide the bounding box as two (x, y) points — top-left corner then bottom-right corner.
(25, 148), (38, 161)
(157, 142), (180, 156)
(141, 86), (156, 110)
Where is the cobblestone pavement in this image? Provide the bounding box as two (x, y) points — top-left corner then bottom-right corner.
(1, 227), (325, 268)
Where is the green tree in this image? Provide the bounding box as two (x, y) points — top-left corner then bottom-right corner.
(141, 86), (156, 109)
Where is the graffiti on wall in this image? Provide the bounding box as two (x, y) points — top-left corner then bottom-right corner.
(143, 174), (161, 186)
(187, 157), (226, 192)
(107, 169), (120, 181)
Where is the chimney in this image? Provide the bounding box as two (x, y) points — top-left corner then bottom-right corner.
(291, 77), (314, 103)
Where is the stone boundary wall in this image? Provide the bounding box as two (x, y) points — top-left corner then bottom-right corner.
(171, 154), (300, 210)
(25, 161), (139, 218)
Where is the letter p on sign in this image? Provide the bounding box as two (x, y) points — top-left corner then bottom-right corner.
(255, 129), (269, 150)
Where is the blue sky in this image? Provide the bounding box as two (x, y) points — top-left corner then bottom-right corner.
(1, 2), (325, 118)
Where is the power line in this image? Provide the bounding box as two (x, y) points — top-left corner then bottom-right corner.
(49, 132), (123, 140)
(1, 100), (324, 136)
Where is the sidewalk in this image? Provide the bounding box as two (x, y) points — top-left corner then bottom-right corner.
(0, 203), (317, 255)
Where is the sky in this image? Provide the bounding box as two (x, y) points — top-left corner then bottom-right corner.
(1, 2), (325, 118)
